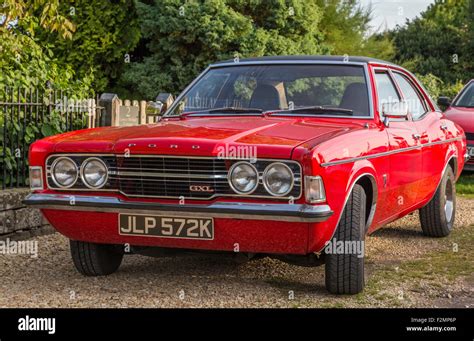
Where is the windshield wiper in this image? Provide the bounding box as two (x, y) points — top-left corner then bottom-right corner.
(272, 106), (353, 115)
(184, 107), (264, 117)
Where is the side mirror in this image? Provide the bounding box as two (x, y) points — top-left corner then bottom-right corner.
(381, 101), (408, 127)
(145, 93), (174, 123)
(437, 96), (451, 107)
(156, 93), (174, 113)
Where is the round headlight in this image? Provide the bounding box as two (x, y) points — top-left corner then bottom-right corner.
(263, 162), (294, 196)
(81, 157), (108, 189)
(228, 161), (258, 194)
(51, 157), (78, 188)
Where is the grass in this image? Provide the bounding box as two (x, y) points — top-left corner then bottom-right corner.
(359, 224), (474, 305)
(456, 172), (474, 197)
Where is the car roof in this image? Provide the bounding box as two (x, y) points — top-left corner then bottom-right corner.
(210, 55), (397, 66)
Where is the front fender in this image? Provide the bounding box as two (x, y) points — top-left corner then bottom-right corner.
(308, 158), (379, 253)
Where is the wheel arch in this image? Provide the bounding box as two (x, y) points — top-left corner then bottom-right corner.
(355, 174), (378, 231)
(334, 164), (379, 234)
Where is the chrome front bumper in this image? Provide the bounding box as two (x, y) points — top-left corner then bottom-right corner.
(23, 193), (333, 223)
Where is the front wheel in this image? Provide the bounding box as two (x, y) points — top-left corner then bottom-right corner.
(419, 166), (456, 237)
(70, 240), (124, 276)
(325, 184), (366, 295)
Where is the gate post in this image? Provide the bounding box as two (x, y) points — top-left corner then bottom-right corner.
(98, 93), (120, 126)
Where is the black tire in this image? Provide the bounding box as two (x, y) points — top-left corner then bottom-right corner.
(325, 184), (366, 295)
(70, 240), (124, 276)
(419, 166), (456, 237)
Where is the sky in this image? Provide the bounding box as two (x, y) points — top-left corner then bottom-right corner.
(360, 0), (434, 33)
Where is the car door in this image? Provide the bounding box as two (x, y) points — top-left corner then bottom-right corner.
(374, 69), (422, 218)
(391, 71), (448, 204)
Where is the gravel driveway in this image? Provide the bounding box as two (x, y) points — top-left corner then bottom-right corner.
(0, 197), (473, 308)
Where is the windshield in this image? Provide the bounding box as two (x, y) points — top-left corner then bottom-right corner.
(166, 64), (370, 117)
(453, 82), (474, 108)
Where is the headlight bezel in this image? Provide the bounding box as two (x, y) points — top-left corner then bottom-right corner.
(80, 157), (109, 189)
(262, 162), (294, 197)
(228, 161), (259, 195)
(50, 156), (79, 189)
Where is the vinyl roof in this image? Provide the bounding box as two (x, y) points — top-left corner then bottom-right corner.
(211, 55), (396, 66)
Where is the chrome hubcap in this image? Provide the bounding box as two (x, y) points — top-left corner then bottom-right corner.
(444, 177), (454, 223)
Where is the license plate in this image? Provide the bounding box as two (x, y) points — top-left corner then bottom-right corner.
(469, 147), (474, 157)
(119, 214), (214, 240)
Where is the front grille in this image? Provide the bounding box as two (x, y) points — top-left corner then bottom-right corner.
(46, 155), (302, 200)
(110, 156), (231, 199)
(465, 132), (474, 141)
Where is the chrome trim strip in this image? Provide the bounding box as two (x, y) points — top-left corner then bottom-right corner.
(112, 171), (227, 180)
(320, 137), (462, 167)
(23, 194), (333, 223)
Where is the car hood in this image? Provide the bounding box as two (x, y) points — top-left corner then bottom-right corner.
(445, 107), (474, 135)
(49, 116), (359, 158)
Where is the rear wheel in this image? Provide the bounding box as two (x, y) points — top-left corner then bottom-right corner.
(419, 166), (456, 237)
(70, 240), (124, 276)
(325, 184), (366, 295)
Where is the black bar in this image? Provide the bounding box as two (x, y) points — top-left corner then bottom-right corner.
(0, 308), (471, 339)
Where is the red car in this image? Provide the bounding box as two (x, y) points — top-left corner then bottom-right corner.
(25, 56), (467, 294)
(439, 79), (474, 171)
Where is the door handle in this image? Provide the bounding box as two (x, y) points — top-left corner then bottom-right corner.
(413, 133), (421, 140)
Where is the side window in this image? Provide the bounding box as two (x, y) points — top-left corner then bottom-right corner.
(393, 73), (427, 119)
(374, 72), (400, 116)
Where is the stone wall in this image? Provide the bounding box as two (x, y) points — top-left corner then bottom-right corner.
(0, 189), (54, 240)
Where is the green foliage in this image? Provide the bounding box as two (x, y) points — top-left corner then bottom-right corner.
(0, 1), (94, 187)
(0, 90), (88, 187)
(120, 0), (330, 99)
(35, 0), (141, 92)
(416, 73), (465, 105)
(391, 0), (473, 84)
(119, 0), (396, 99)
(316, 0), (395, 60)
(0, 0), (94, 94)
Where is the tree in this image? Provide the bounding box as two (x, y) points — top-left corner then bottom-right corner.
(316, 0), (394, 60)
(391, 0), (472, 84)
(0, 0), (84, 90)
(120, 0), (329, 99)
(35, 0), (141, 92)
(119, 0), (395, 99)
